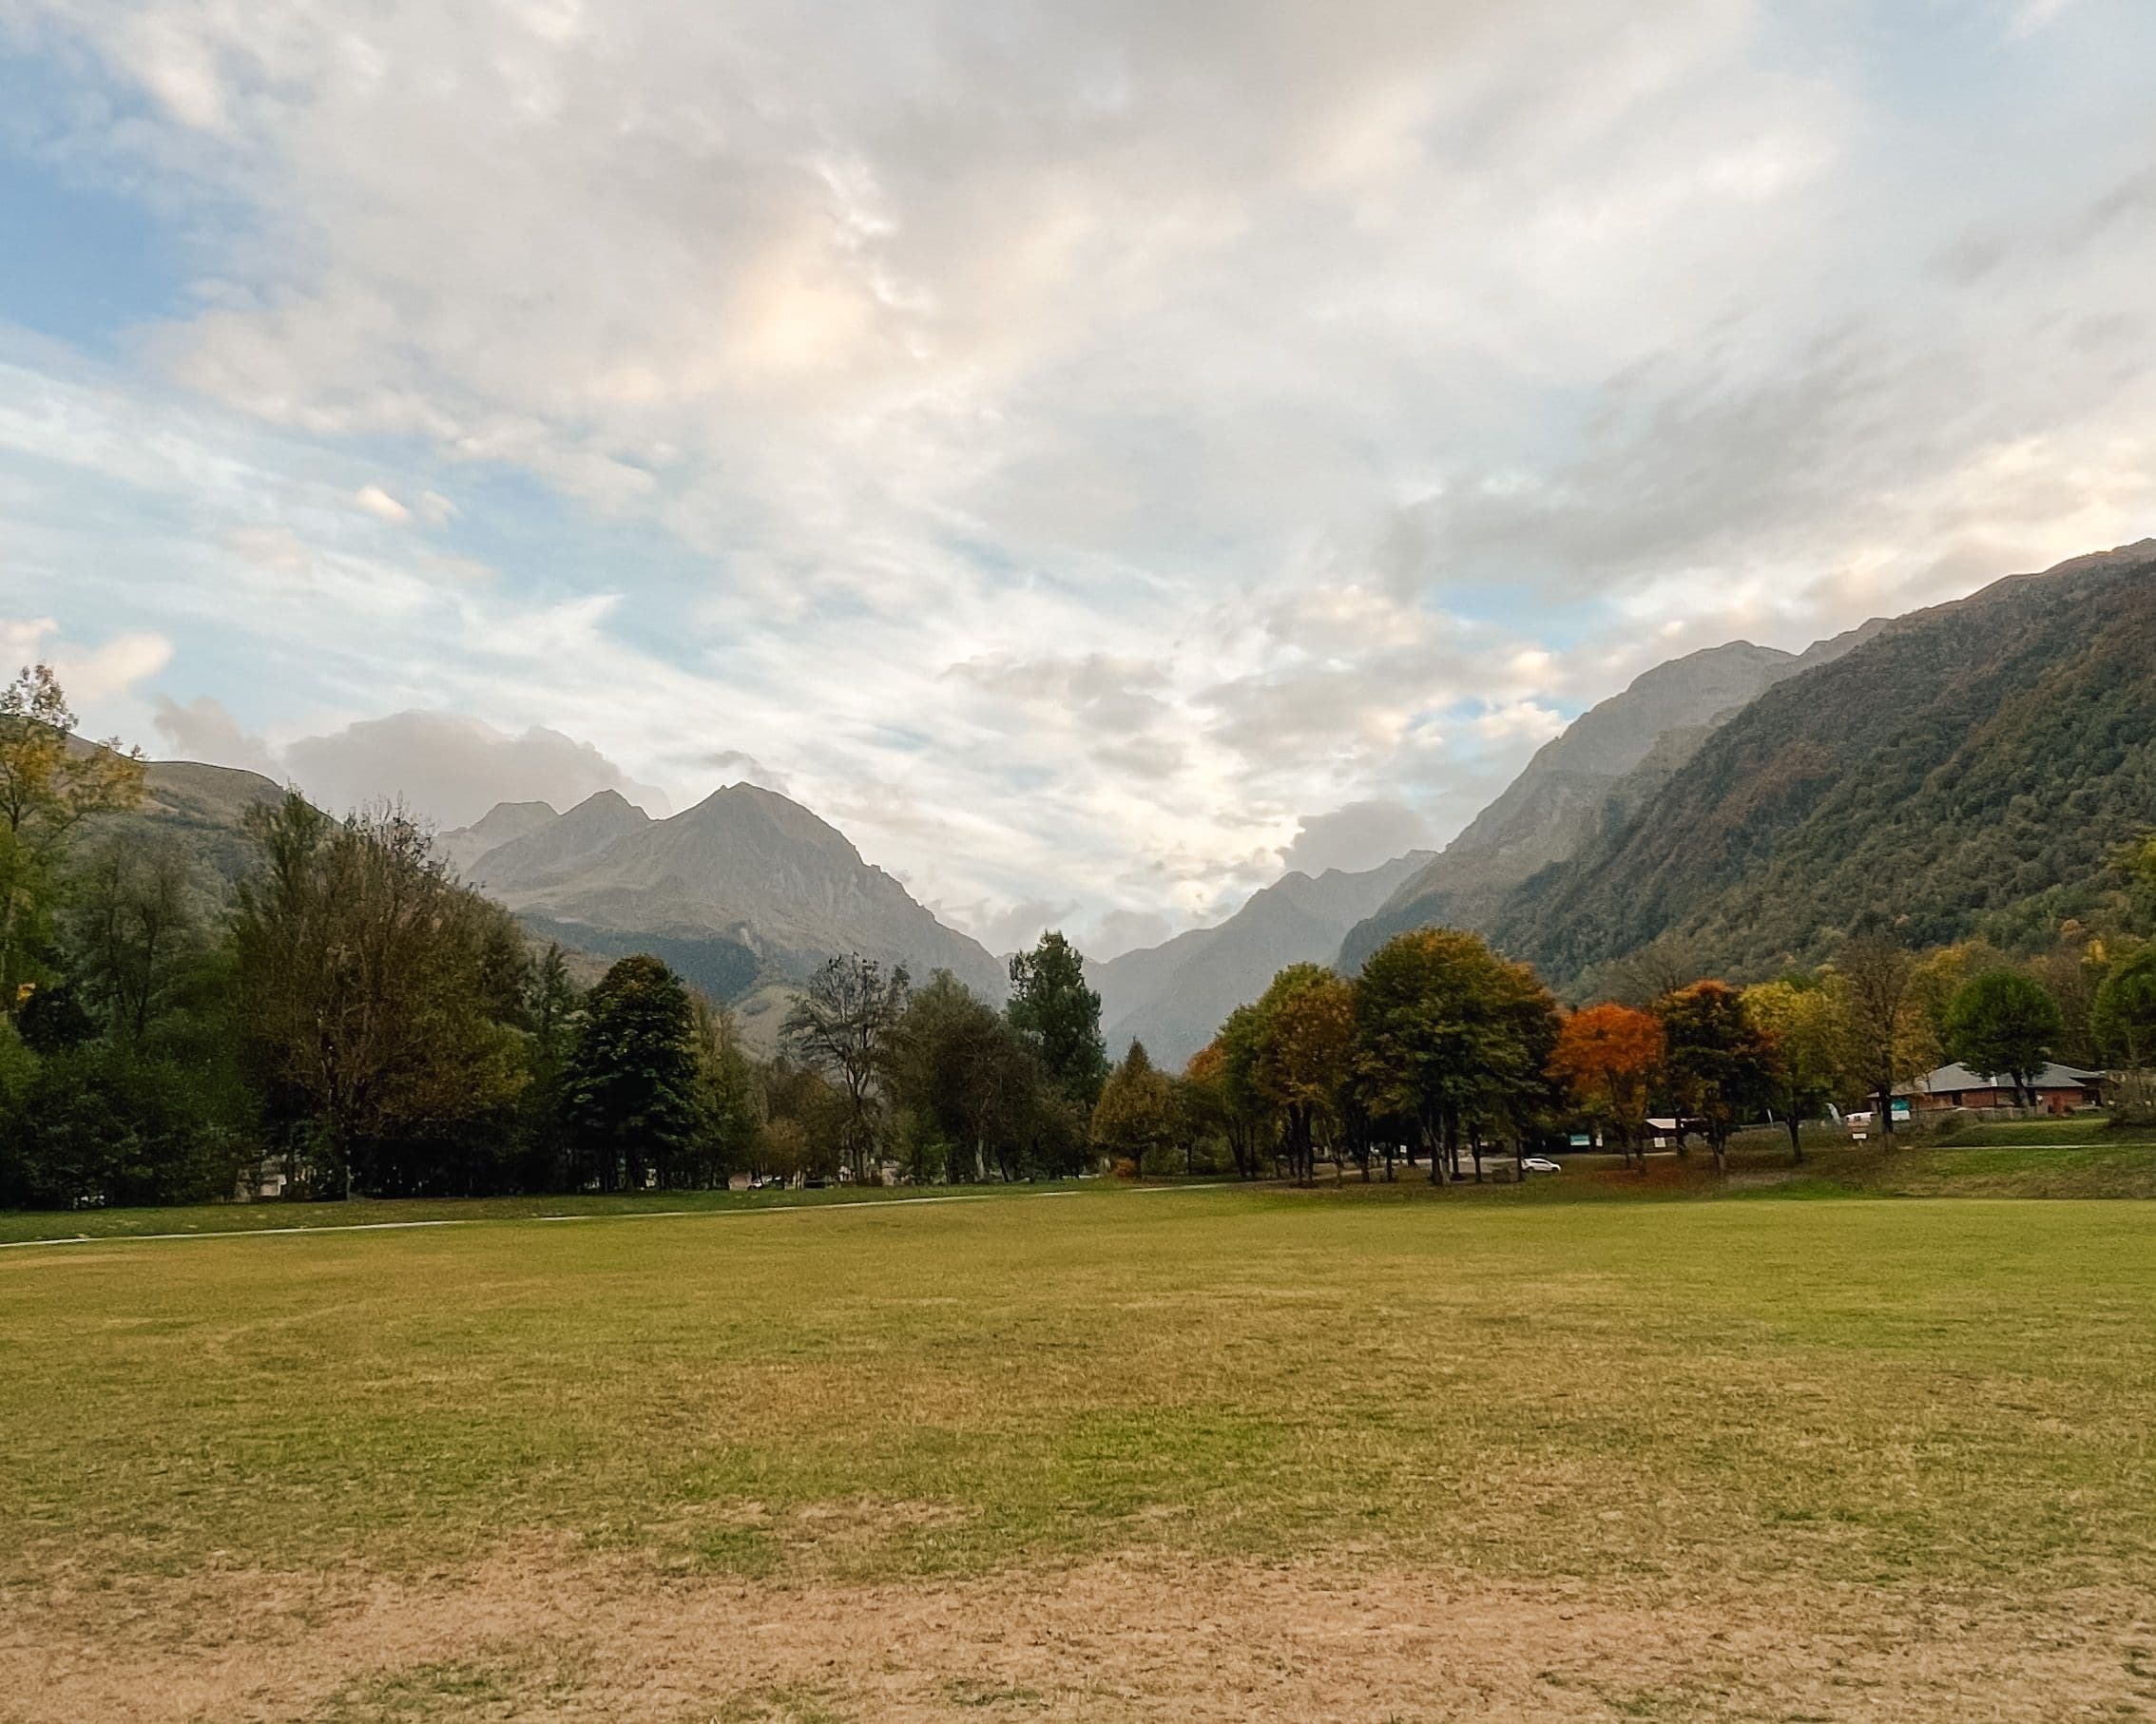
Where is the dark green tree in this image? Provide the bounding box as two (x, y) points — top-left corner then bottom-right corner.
(2091, 946), (2156, 1108)
(1943, 969), (2065, 1107)
(1, 1041), (244, 1209)
(1006, 931), (1107, 1110)
(890, 971), (1055, 1181)
(63, 833), (202, 1039)
(16, 981), (96, 1054)
(1354, 929), (1552, 1184)
(516, 945), (583, 1189)
(564, 954), (703, 1192)
(231, 794), (527, 1197)
(1658, 980), (1777, 1174)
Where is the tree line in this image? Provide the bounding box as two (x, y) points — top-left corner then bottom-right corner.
(0, 666), (1126, 1206)
(1145, 900), (2156, 1185)
(6, 661), (2155, 1209)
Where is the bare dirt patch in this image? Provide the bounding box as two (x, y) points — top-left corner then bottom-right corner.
(7, 1545), (2152, 1723)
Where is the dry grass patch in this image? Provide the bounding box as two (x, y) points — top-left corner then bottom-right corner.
(7, 1546), (2154, 1722)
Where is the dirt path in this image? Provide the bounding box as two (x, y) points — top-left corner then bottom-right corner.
(8, 1548), (2151, 1722)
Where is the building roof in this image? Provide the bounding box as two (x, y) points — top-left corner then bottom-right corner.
(1899, 1062), (2104, 1097)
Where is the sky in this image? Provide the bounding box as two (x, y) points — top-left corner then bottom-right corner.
(3, 0), (2154, 959)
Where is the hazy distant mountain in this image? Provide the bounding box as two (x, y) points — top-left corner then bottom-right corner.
(1337, 632), (1876, 972)
(469, 781), (1007, 1032)
(439, 799), (558, 874)
(1492, 541), (2156, 987)
(466, 789), (654, 890)
(1091, 851), (1433, 1070)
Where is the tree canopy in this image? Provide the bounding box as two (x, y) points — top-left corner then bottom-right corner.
(1943, 969), (2066, 1105)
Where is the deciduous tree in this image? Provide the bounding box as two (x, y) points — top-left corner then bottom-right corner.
(1248, 965), (1356, 1185)
(1355, 929), (1554, 1184)
(1943, 970), (2064, 1107)
(2091, 947), (2156, 1109)
(782, 952), (910, 1182)
(0, 665), (145, 995)
(1832, 934), (1921, 1138)
(1549, 1003), (1664, 1168)
(63, 833), (202, 1039)
(1657, 980), (1776, 1174)
(1091, 1039), (1177, 1177)
(1742, 979), (1848, 1163)
(232, 793), (527, 1196)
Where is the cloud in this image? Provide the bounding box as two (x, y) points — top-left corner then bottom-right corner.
(280, 712), (672, 830)
(1, 618), (174, 706)
(150, 694), (283, 779)
(939, 896), (1080, 961)
(355, 485), (411, 524)
(1088, 908), (1177, 964)
(7, 0), (2156, 950)
(1278, 801), (1436, 879)
(703, 749), (794, 796)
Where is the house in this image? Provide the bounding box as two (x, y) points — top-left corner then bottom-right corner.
(1898, 1062), (2106, 1116)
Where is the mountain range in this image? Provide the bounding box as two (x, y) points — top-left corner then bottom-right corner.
(447, 781), (1007, 1047)
(1335, 623), (1884, 975)
(85, 538), (2156, 1065)
(1487, 539), (2156, 987)
(1091, 851), (1433, 1066)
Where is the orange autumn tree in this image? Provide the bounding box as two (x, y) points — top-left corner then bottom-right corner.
(1549, 1003), (1665, 1169)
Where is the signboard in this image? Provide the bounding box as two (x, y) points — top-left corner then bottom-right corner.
(1891, 1099), (1913, 1122)
(1569, 1133), (1593, 1148)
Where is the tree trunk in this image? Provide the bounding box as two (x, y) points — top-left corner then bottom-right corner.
(1786, 1112), (1804, 1165)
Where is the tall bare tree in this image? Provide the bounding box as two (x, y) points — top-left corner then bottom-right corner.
(1833, 933), (1918, 1138)
(782, 953), (910, 1182)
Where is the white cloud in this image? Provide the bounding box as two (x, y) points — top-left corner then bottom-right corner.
(355, 484), (411, 524)
(279, 712), (672, 831)
(150, 694), (282, 779)
(1, 618), (174, 706)
(5, 0), (2155, 952)
(1277, 801), (1436, 879)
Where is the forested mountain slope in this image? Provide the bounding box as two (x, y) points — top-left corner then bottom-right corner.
(84, 757), (287, 886)
(1338, 637), (1873, 971)
(1492, 542), (2156, 987)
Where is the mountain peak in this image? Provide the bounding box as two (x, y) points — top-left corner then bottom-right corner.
(465, 787), (651, 887)
(567, 788), (645, 818)
(672, 779), (860, 860)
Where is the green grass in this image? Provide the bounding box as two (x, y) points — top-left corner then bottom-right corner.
(4, 1179), (2153, 1606)
(1926, 1113), (2156, 1147)
(0, 1178), (1103, 1245)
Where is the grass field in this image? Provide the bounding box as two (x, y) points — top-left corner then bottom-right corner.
(5, 1171), (2155, 1719)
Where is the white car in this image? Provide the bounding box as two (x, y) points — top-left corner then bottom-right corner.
(1521, 1156), (1562, 1175)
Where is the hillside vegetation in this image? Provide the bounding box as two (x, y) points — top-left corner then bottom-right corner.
(1496, 543), (2156, 987)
